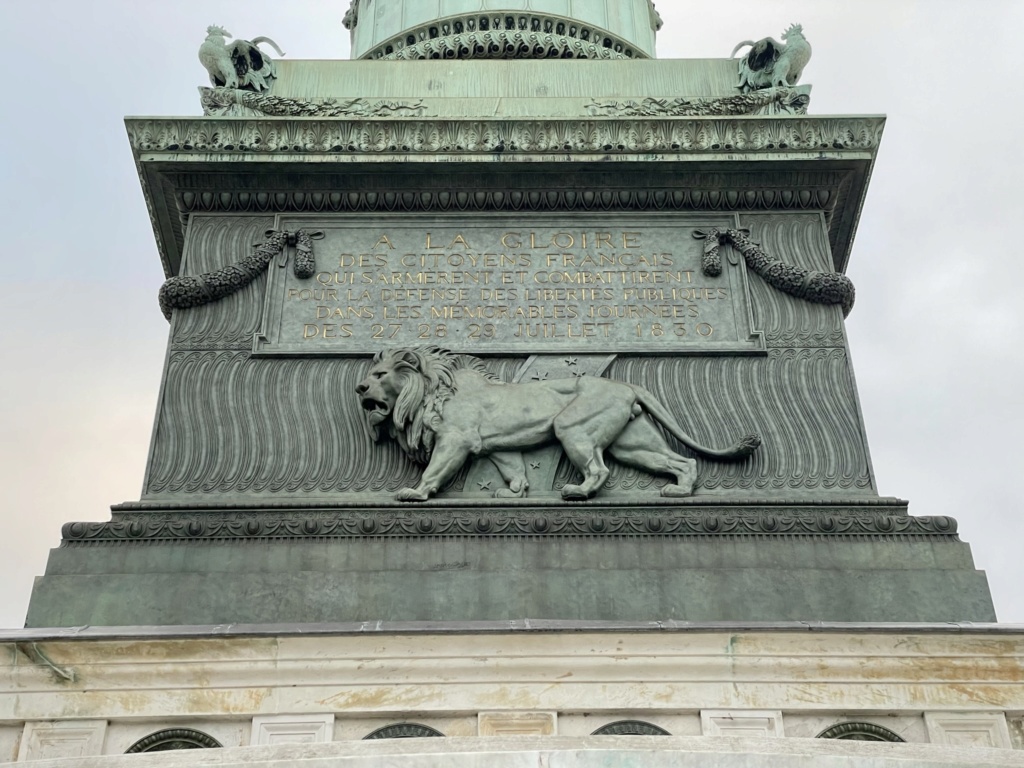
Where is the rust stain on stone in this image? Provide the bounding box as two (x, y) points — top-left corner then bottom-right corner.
(318, 686), (438, 711)
(182, 687), (271, 715)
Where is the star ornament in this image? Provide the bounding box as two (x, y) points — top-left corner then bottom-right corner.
(564, 357), (579, 367)
(477, 480), (493, 491)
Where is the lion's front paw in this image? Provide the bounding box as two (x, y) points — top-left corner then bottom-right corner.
(560, 484), (591, 501)
(396, 487), (431, 502)
(495, 479), (528, 499)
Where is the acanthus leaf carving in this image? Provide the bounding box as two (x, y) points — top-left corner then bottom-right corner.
(129, 116), (884, 157)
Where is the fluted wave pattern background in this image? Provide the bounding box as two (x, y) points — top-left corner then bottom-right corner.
(171, 215), (275, 349)
(742, 213), (846, 348)
(146, 214), (874, 499)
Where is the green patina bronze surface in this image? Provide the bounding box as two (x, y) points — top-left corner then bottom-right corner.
(24, 6), (997, 627)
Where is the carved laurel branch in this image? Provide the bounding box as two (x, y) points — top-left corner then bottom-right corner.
(158, 229), (319, 320)
(587, 87), (810, 118)
(696, 228), (856, 316)
(129, 117), (883, 156)
(199, 87), (426, 118)
(62, 510), (956, 542)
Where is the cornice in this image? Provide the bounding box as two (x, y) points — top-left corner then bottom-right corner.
(127, 114), (882, 279)
(4, 621), (1022, 643)
(60, 506), (956, 544)
(128, 115), (883, 159)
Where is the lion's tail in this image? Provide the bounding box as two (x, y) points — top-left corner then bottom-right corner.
(631, 386), (761, 461)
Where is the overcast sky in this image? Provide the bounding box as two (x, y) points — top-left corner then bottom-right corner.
(1, 0), (1022, 628)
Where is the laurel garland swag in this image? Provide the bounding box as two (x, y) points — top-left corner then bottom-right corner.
(695, 227), (856, 316)
(158, 229), (320, 320)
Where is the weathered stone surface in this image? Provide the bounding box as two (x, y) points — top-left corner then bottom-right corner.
(3, 629), (1024, 720)
(27, 25), (995, 634)
(7, 737), (1024, 768)
(26, 534), (995, 626)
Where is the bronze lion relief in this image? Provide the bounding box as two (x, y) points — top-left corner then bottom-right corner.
(356, 346), (760, 502)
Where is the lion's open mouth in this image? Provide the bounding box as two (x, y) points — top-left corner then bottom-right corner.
(361, 397), (390, 425)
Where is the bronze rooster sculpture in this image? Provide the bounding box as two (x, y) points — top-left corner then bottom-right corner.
(732, 24), (811, 93)
(199, 25), (285, 93)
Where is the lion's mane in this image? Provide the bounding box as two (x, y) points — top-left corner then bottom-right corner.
(371, 346), (496, 464)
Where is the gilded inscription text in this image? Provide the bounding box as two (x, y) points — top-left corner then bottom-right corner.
(255, 216), (761, 354)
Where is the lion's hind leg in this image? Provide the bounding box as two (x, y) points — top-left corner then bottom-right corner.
(489, 452), (529, 499)
(608, 416), (698, 498)
(553, 382), (634, 500)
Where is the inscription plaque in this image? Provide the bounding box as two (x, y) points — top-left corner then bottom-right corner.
(255, 214), (763, 355)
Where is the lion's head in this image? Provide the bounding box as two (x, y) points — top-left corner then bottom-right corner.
(355, 346), (466, 462)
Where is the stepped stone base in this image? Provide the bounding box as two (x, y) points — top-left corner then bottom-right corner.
(5, 737), (1024, 768)
(25, 504), (995, 626)
(3, 626), (1021, 760)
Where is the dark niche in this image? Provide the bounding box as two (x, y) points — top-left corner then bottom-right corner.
(126, 728), (223, 753)
(817, 722), (906, 742)
(592, 720), (672, 736)
(363, 723), (445, 739)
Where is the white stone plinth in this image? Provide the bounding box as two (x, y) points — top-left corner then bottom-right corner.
(16, 722), (106, 762)
(5, 736), (1024, 768)
(2, 626), (1023, 759)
